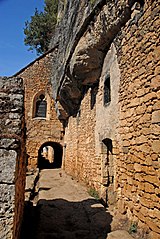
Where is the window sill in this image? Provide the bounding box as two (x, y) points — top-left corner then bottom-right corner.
(32, 117), (46, 120)
(104, 102), (111, 107)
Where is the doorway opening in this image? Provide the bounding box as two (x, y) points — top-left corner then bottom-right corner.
(38, 142), (63, 170)
(101, 138), (116, 207)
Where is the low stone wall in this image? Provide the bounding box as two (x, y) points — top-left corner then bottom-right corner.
(0, 77), (26, 239)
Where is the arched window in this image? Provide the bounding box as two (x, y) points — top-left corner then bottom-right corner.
(35, 94), (47, 118)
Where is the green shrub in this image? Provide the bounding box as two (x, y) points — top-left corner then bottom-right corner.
(88, 187), (99, 200)
(129, 222), (138, 234)
(89, 0), (96, 6)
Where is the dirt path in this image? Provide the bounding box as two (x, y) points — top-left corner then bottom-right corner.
(21, 169), (113, 239)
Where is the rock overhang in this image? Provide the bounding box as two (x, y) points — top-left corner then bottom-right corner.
(50, 0), (144, 118)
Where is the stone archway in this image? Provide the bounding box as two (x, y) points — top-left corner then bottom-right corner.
(38, 142), (63, 170)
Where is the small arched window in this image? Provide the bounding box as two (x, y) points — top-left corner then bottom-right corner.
(35, 94), (47, 118)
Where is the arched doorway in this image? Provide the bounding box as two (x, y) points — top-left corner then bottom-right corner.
(38, 142), (63, 170)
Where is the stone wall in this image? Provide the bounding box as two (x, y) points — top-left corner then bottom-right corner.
(114, 0), (160, 237)
(15, 51), (64, 170)
(64, 89), (100, 189)
(53, 0), (160, 238)
(95, 44), (121, 205)
(0, 77), (26, 239)
(64, 43), (121, 203)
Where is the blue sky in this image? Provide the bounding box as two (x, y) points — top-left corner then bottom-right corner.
(0, 0), (44, 76)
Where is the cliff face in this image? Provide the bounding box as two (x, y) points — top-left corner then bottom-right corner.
(50, 0), (98, 115)
(50, 0), (139, 116)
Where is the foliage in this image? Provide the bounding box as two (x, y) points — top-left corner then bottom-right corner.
(89, 0), (97, 6)
(24, 0), (58, 55)
(88, 187), (99, 200)
(129, 222), (138, 234)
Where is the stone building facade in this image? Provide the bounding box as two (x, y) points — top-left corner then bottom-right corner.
(0, 77), (26, 239)
(14, 49), (64, 171)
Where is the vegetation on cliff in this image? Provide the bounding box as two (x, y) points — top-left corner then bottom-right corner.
(24, 0), (58, 55)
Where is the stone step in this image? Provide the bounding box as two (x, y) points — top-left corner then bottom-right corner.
(106, 230), (134, 239)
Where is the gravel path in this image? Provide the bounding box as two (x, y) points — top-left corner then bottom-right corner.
(21, 169), (112, 239)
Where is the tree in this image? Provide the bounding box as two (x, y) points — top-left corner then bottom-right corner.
(24, 0), (58, 55)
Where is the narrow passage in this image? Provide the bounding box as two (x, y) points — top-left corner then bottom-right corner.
(21, 169), (112, 239)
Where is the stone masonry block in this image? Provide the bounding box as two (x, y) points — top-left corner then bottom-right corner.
(107, 230), (134, 239)
(152, 110), (160, 124)
(0, 184), (15, 208)
(0, 149), (16, 183)
(0, 138), (19, 149)
(152, 140), (160, 154)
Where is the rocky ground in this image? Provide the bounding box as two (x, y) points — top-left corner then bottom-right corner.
(21, 169), (134, 239)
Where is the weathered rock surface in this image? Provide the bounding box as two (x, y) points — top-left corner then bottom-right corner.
(50, 0), (138, 115)
(106, 230), (134, 239)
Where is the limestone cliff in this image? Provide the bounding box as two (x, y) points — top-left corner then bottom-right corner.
(50, 0), (143, 116)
